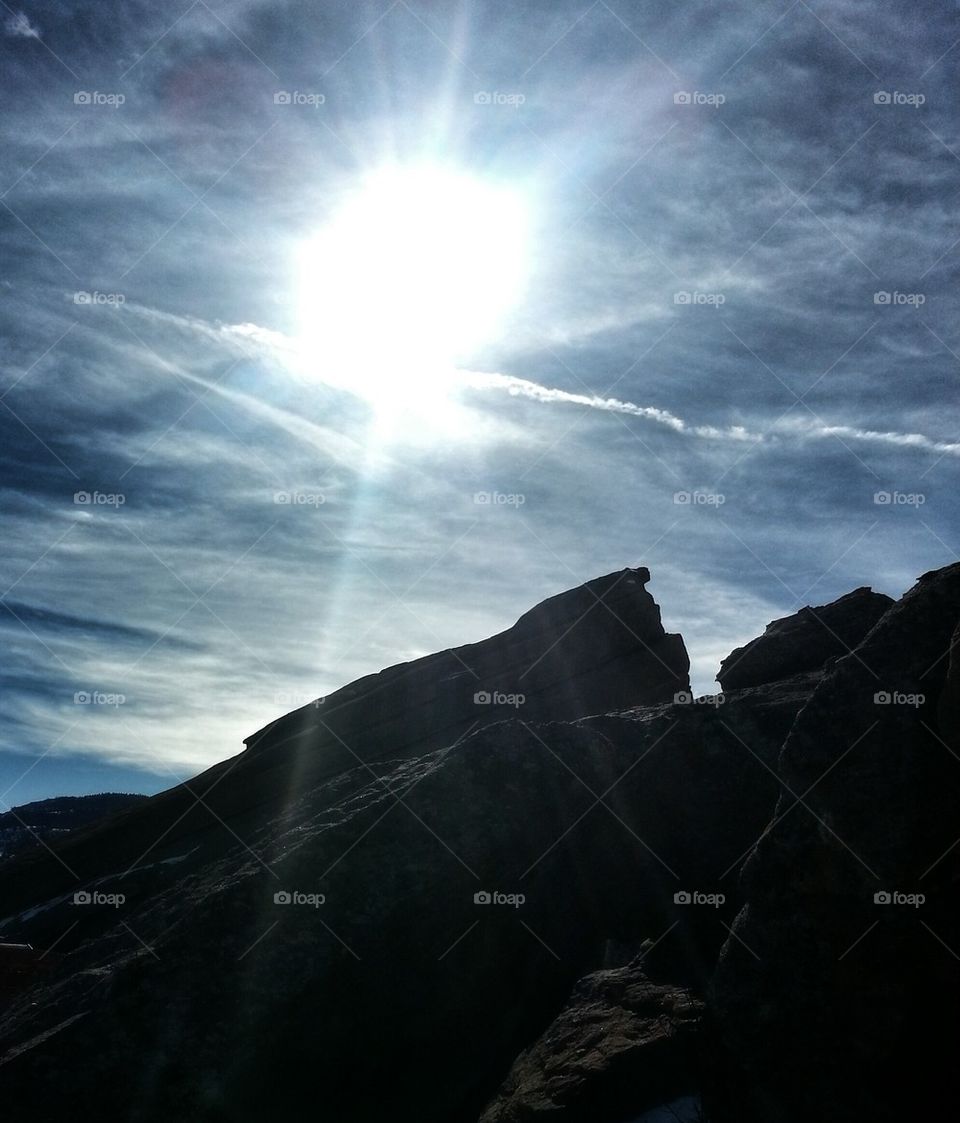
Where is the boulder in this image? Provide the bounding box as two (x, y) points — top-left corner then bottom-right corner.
(478, 964), (704, 1123)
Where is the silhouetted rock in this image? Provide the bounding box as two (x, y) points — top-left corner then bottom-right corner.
(241, 565), (689, 777)
(938, 617), (960, 751)
(478, 964), (704, 1123)
(717, 587), (893, 691)
(2, 564), (957, 1123)
(711, 563), (960, 1123)
(0, 637), (810, 1122)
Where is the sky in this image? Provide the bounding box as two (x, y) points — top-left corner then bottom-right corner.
(1, 0), (958, 804)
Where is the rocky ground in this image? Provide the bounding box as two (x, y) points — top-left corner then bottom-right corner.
(0, 564), (956, 1121)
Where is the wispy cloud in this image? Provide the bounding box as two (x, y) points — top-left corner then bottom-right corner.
(467, 371), (960, 458)
(4, 11), (41, 40)
(123, 305), (960, 460)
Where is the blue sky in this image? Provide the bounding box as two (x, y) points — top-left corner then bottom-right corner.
(1, 0), (958, 802)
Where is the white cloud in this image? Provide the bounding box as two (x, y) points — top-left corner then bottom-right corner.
(4, 11), (40, 39)
(464, 370), (960, 458)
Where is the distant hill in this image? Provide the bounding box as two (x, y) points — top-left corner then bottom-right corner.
(0, 793), (148, 862)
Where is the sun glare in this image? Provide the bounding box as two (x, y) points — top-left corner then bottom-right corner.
(296, 164), (529, 424)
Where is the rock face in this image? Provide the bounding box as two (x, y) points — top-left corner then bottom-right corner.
(0, 568), (687, 942)
(711, 563), (960, 1122)
(0, 690), (802, 1122)
(478, 964), (704, 1123)
(716, 587), (893, 691)
(242, 566), (689, 772)
(0, 568), (808, 1123)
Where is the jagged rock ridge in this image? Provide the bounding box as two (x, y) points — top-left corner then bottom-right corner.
(716, 586), (893, 691)
(242, 565), (689, 772)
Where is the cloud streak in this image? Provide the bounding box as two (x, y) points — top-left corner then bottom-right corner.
(4, 12), (40, 40)
(466, 370), (960, 458)
(122, 304), (960, 460)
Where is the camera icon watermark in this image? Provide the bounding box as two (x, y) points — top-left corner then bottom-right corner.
(474, 91), (525, 106)
(674, 91), (725, 107)
(273, 889), (326, 907)
(673, 690), (725, 707)
(274, 90), (324, 106)
(873, 690), (924, 708)
(873, 91), (925, 107)
(673, 490), (725, 506)
(74, 490), (125, 507)
(273, 490), (325, 506)
(874, 889), (924, 907)
(473, 491), (525, 507)
(673, 290), (725, 306)
(74, 690), (126, 707)
(873, 491), (924, 506)
(73, 291), (125, 306)
(273, 691), (326, 709)
(473, 687), (525, 705)
(73, 889), (125, 907)
(473, 889), (525, 907)
(873, 291), (925, 306)
(74, 91), (125, 107)
(674, 889), (725, 907)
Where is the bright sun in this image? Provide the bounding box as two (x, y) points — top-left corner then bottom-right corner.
(296, 164), (529, 422)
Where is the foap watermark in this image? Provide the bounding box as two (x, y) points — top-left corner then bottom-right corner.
(274, 90), (325, 106)
(674, 290), (725, 306)
(473, 690), (525, 709)
(674, 490), (725, 506)
(873, 490), (925, 506)
(273, 490), (325, 506)
(674, 90), (725, 107)
(74, 690), (126, 707)
(474, 491), (525, 507)
(274, 890), (326, 908)
(474, 890), (525, 908)
(74, 290), (125, 306)
(74, 490), (125, 507)
(874, 890), (924, 907)
(74, 889), (125, 908)
(873, 91), (925, 108)
(474, 91), (525, 106)
(273, 692), (326, 709)
(873, 690), (924, 708)
(674, 691), (726, 707)
(74, 90), (125, 107)
(674, 890), (725, 908)
(874, 291), (925, 307)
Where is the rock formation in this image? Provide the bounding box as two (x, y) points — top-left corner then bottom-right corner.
(241, 565), (689, 772)
(0, 564), (956, 1123)
(711, 563), (960, 1122)
(716, 586), (893, 691)
(479, 964), (704, 1122)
